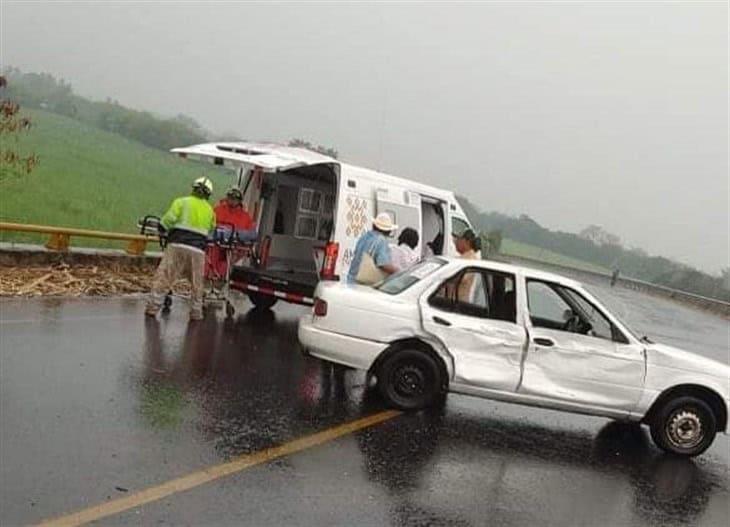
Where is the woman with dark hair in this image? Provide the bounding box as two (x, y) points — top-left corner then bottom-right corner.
(390, 227), (420, 271)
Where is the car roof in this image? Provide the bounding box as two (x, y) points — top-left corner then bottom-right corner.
(442, 258), (584, 289)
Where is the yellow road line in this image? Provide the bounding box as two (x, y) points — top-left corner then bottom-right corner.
(37, 410), (401, 527)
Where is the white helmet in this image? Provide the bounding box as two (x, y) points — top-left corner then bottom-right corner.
(192, 177), (213, 197)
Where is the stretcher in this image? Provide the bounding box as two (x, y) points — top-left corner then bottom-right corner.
(137, 216), (258, 317)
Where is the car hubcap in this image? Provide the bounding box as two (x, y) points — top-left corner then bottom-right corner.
(393, 364), (425, 398)
(666, 410), (704, 449)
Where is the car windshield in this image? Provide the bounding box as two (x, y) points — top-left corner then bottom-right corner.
(376, 258), (447, 295)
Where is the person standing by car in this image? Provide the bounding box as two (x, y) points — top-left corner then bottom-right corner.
(453, 228), (482, 301)
(145, 177), (216, 321)
(347, 212), (399, 284)
(390, 227), (420, 271)
(454, 228), (481, 260)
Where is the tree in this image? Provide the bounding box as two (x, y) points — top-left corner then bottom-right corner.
(482, 230), (503, 257)
(0, 76), (39, 182)
(288, 138), (338, 159)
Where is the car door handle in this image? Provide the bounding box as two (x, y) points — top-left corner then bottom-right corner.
(533, 337), (555, 347)
(433, 316), (452, 327)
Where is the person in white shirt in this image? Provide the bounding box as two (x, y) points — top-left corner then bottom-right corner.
(390, 228), (420, 271)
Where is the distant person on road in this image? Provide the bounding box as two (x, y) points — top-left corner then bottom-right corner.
(611, 269), (620, 287)
(347, 213), (399, 284)
(145, 177), (216, 321)
(390, 227), (420, 271)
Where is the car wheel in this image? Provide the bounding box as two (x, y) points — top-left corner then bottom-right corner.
(377, 349), (441, 411)
(248, 292), (278, 310)
(650, 396), (717, 457)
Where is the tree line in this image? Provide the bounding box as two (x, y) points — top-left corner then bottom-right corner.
(457, 196), (729, 302)
(2, 68), (208, 151)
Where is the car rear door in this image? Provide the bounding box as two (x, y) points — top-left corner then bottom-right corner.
(419, 266), (526, 392)
(519, 280), (645, 412)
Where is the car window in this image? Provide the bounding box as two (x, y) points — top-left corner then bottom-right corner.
(376, 258), (447, 295)
(451, 216), (470, 238)
(527, 280), (623, 342)
(527, 281), (570, 327)
(562, 287), (620, 342)
(430, 268), (517, 322)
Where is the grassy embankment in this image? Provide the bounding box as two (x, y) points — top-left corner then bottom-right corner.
(0, 108), (229, 249)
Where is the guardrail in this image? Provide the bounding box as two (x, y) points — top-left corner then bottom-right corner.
(498, 253), (730, 317)
(0, 222), (158, 256)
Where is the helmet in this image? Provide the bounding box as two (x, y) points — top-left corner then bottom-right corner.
(226, 187), (243, 201)
(192, 177), (213, 197)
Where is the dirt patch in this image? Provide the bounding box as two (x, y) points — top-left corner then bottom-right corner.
(0, 262), (189, 297)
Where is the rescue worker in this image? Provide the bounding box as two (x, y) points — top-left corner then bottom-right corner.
(145, 177), (216, 321)
(208, 187), (256, 280)
(214, 188), (255, 232)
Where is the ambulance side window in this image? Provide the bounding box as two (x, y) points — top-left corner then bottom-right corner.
(452, 217), (470, 238)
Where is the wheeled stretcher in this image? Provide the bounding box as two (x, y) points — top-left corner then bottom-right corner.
(137, 216), (258, 317)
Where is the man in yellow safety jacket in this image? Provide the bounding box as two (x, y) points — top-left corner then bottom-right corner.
(145, 177), (216, 320)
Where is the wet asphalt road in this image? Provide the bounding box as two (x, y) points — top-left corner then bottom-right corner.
(0, 280), (728, 527)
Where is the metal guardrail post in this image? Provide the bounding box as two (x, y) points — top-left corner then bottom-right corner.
(125, 239), (147, 256)
(46, 233), (70, 252)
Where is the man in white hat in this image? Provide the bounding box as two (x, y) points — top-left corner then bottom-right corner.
(145, 177), (216, 320)
(347, 212), (399, 284)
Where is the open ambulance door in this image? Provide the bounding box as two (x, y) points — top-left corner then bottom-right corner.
(376, 189), (423, 253)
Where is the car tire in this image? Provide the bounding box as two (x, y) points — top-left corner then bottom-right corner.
(248, 292), (278, 310)
(649, 396), (717, 457)
(377, 349), (442, 411)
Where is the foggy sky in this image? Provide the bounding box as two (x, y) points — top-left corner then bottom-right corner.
(2, 1), (728, 272)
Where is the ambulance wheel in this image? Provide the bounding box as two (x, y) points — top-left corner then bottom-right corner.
(225, 301), (235, 318)
(248, 292), (278, 310)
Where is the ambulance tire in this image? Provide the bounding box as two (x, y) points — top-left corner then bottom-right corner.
(248, 292), (278, 310)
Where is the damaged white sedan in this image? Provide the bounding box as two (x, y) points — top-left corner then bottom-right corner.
(299, 258), (730, 457)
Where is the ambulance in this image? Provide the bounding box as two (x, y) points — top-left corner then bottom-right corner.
(172, 142), (474, 308)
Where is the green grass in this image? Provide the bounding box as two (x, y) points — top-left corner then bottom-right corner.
(500, 238), (610, 274)
(0, 108), (229, 248)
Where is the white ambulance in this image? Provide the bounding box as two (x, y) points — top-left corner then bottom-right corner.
(171, 142), (474, 309)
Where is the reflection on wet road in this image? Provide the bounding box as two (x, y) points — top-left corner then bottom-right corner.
(1, 285), (728, 526)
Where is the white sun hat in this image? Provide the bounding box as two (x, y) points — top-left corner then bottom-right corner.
(372, 212), (398, 232)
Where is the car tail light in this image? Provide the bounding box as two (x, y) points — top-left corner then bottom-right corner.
(313, 298), (328, 317)
(320, 242), (339, 280)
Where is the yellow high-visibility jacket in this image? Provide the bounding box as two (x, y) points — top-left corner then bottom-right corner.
(161, 195), (215, 236)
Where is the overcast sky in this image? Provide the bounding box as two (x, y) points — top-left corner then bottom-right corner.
(2, 1), (728, 272)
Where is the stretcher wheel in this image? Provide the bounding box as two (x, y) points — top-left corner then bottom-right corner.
(225, 301), (235, 318)
(162, 293), (173, 312)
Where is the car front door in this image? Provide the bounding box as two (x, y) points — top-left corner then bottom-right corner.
(420, 267), (526, 392)
(519, 280), (645, 413)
